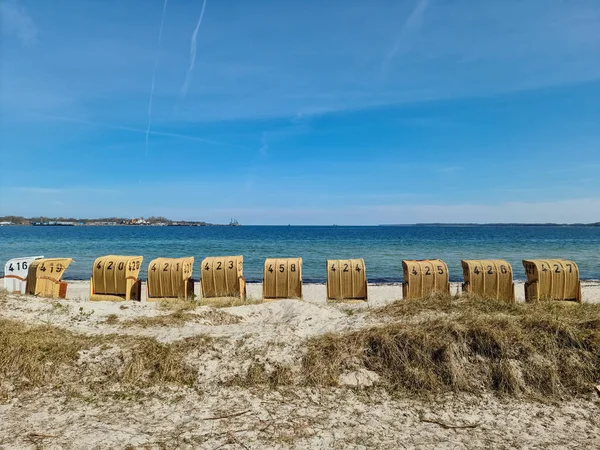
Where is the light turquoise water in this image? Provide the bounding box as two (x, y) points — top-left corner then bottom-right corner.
(1, 225), (599, 282)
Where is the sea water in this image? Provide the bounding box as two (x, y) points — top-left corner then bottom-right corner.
(1, 225), (599, 282)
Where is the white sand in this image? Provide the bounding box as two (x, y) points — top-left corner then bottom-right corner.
(1, 282), (600, 448)
(63, 279), (600, 305)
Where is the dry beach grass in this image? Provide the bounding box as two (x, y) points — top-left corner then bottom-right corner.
(1, 288), (600, 448)
(0, 316), (214, 401)
(2, 292), (599, 399)
(304, 294), (600, 398)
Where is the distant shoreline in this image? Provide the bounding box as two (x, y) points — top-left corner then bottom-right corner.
(1, 223), (599, 227)
(0, 216), (241, 227)
(1, 215), (598, 228)
(379, 223), (600, 227)
(0, 223), (236, 227)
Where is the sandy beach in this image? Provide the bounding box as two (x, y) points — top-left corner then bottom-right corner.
(62, 279), (600, 305)
(1, 281), (600, 449)
(3, 0), (600, 446)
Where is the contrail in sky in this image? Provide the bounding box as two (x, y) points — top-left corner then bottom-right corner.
(40, 114), (227, 146)
(382, 0), (429, 72)
(181, 0), (207, 97)
(145, 0), (169, 156)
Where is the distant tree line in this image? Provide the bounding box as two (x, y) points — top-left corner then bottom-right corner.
(0, 216), (210, 225)
(381, 223), (600, 227)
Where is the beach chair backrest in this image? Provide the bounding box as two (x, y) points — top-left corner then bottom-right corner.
(522, 259), (581, 302)
(402, 259), (449, 299)
(3, 255), (44, 294)
(147, 256), (194, 299)
(25, 257), (72, 298)
(461, 259), (515, 301)
(90, 255), (143, 301)
(326, 258), (368, 301)
(200, 256), (245, 299)
(263, 258), (303, 300)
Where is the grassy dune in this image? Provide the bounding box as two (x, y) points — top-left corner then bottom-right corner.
(305, 294), (600, 398)
(1, 292), (599, 402)
(0, 318), (212, 400)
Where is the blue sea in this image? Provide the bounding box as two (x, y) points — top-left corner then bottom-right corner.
(1, 226), (599, 282)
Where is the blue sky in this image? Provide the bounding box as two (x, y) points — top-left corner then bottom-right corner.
(0, 0), (599, 224)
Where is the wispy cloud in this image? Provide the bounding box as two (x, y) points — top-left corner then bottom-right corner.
(39, 114), (230, 146)
(181, 0), (208, 97)
(383, 0), (429, 69)
(14, 187), (64, 195)
(145, 0), (170, 156)
(436, 166), (463, 174)
(259, 132), (268, 156)
(13, 186), (118, 195)
(2, 0), (598, 125)
(358, 198), (600, 225)
(139, 197), (600, 225)
(292, 112), (305, 124)
(0, 0), (37, 45)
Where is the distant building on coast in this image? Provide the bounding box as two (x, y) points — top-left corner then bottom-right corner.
(31, 221), (75, 226)
(0, 215), (232, 227)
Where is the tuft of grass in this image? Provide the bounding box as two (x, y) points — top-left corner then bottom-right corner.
(0, 318), (213, 400)
(119, 337), (203, 386)
(195, 309), (243, 325)
(304, 295), (600, 398)
(228, 362), (294, 389)
(120, 309), (241, 328)
(51, 302), (70, 314)
(103, 314), (119, 325)
(72, 306), (94, 322)
(158, 299), (200, 312)
(197, 296), (262, 308)
(121, 310), (193, 328)
(0, 319), (87, 394)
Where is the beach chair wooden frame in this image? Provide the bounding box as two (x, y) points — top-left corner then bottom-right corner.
(461, 259), (515, 301)
(262, 258), (302, 300)
(326, 258), (368, 302)
(89, 255), (143, 301)
(2, 255), (44, 294)
(522, 259), (581, 303)
(25, 258), (72, 299)
(402, 259), (450, 300)
(146, 257), (195, 301)
(200, 256), (246, 300)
